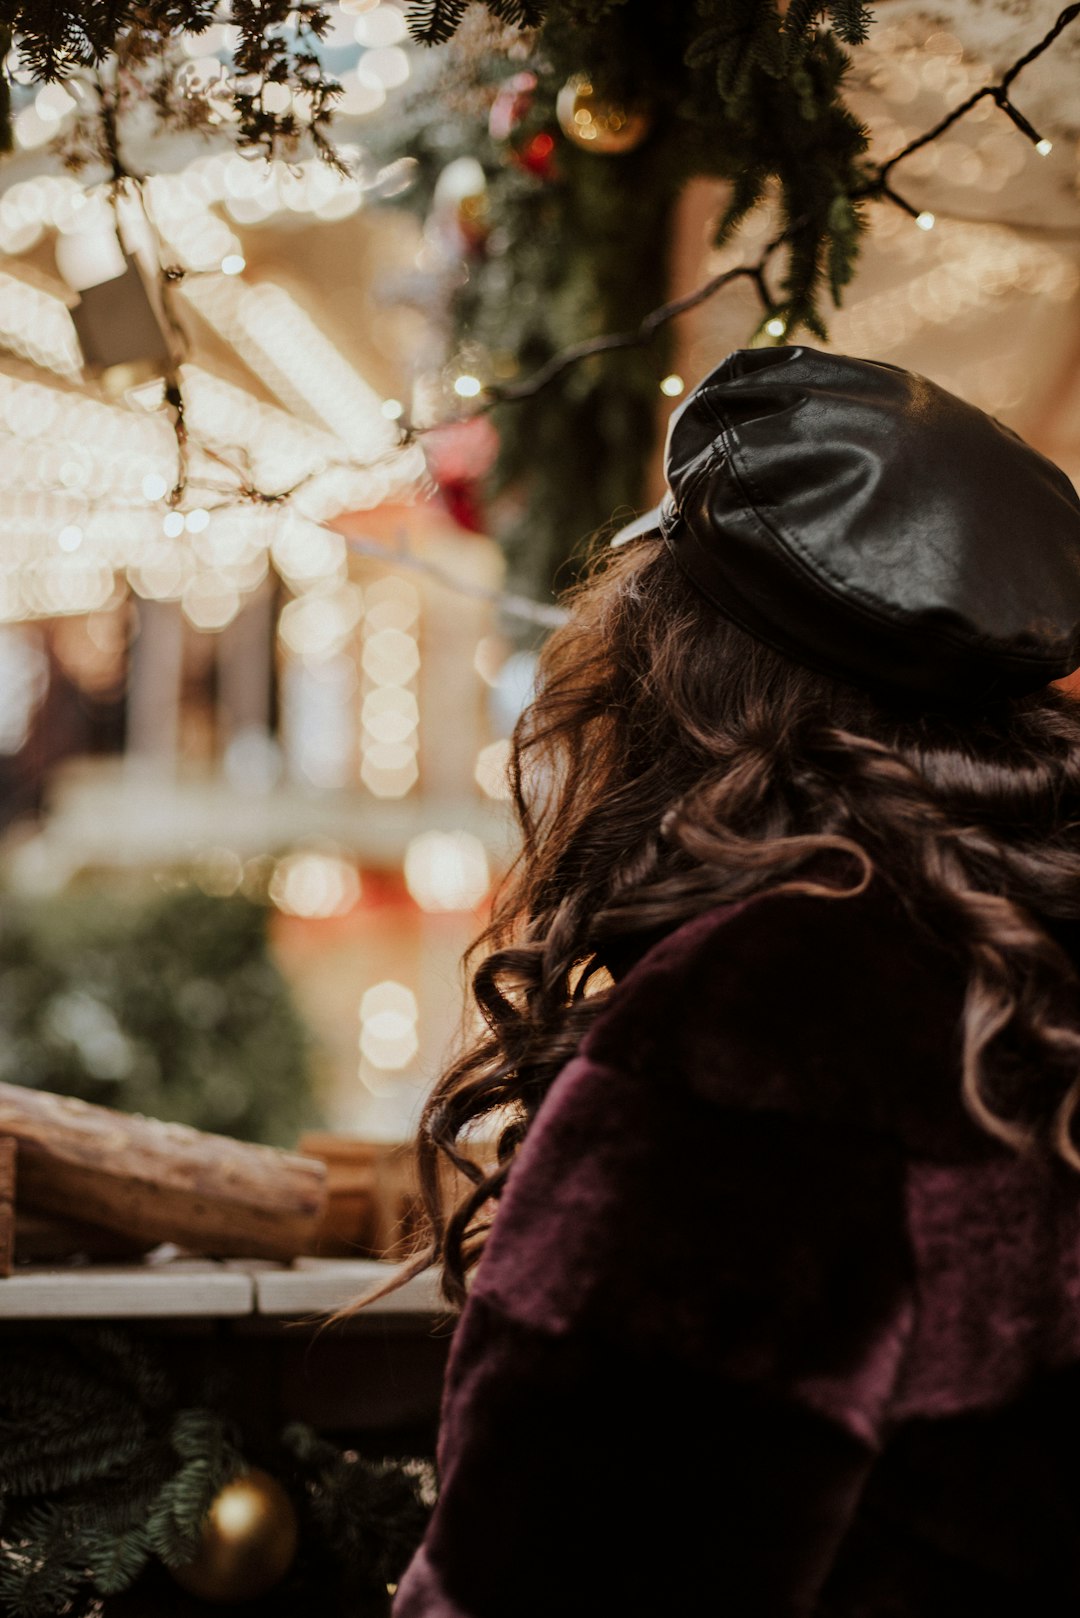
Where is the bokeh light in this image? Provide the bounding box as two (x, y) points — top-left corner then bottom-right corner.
(404, 830), (490, 912)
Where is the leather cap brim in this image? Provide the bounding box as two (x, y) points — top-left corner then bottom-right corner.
(609, 496), (675, 549)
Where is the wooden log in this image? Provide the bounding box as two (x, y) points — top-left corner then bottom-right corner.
(0, 1136), (14, 1277)
(13, 1209), (154, 1263)
(0, 1084), (327, 1262)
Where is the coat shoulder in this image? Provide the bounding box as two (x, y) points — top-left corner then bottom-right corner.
(581, 873), (977, 1156)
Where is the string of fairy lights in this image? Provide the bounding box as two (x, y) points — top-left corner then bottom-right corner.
(430, 0), (1080, 424)
(0, 0), (1076, 643)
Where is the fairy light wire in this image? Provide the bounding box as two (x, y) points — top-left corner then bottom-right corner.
(1, 1), (1076, 629)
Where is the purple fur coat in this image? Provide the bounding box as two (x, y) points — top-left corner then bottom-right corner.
(394, 874), (1080, 1617)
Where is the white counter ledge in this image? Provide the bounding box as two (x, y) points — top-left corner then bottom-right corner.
(0, 1254), (443, 1322)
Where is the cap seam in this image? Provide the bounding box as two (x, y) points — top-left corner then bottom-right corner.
(699, 391), (1063, 667)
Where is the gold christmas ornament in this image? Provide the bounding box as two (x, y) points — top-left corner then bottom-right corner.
(555, 75), (651, 154)
(169, 1468), (299, 1604)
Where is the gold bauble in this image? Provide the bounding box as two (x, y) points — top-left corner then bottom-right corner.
(555, 75), (651, 154)
(169, 1468), (299, 1605)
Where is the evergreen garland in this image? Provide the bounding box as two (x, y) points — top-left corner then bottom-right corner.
(406, 0), (876, 334)
(0, 1330), (434, 1618)
(379, 54), (674, 615)
(383, 0), (879, 606)
(0, 1329), (241, 1618)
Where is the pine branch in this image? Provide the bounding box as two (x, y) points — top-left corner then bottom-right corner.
(714, 164), (771, 246)
(0, 1551), (84, 1618)
(147, 1409), (242, 1566)
(486, 0), (546, 24)
(0, 2), (220, 78)
(282, 1425), (433, 1589)
(713, 34), (756, 104)
(0, 1503), (87, 1618)
(0, 1334), (227, 1617)
(781, 0), (823, 56)
(73, 1326), (173, 1412)
(826, 191), (864, 302)
(406, 0), (472, 45)
(751, 5), (787, 79)
(0, 1335), (153, 1498)
(0, 0), (101, 79)
(82, 1525), (151, 1597)
(825, 0), (873, 46)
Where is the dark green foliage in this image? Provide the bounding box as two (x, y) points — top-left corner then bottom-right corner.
(0, 1), (341, 165)
(0, 1330), (240, 1618)
(146, 1409), (245, 1565)
(472, 129), (676, 609)
(0, 885), (318, 1146)
(0, 0), (277, 74)
(407, 1), (544, 45)
(388, 0), (876, 603)
(0, 1508), (87, 1618)
(282, 1424), (433, 1597)
(714, 161), (771, 247)
(406, 0), (471, 44)
(687, 0), (786, 108)
(529, 0), (873, 334)
(828, 0), (874, 46)
(0, 1333), (434, 1618)
(81, 1521), (152, 1598)
(380, 55), (675, 612)
(0, 0), (180, 79)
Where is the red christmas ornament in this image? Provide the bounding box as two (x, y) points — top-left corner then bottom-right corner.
(489, 70), (558, 183)
(440, 481), (488, 535)
(516, 131), (557, 180)
(424, 417), (500, 536)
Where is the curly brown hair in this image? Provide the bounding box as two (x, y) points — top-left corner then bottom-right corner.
(388, 537), (1080, 1311)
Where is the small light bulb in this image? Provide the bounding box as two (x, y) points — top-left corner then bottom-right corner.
(915, 211), (936, 231)
(453, 374), (483, 399)
(659, 374), (685, 397)
(57, 524), (83, 552)
(142, 472), (168, 501)
(162, 511), (185, 538)
(381, 398), (404, 420)
(1035, 138), (1053, 156)
(221, 253), (246, 275)
(185, 507), (210, 534)
(765, 317), (787, 337)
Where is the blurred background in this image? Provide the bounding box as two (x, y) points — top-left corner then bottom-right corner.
(0, 0), (1078, 1153)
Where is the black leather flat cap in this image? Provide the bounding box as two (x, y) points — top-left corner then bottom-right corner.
(612, 345), (1080, 702)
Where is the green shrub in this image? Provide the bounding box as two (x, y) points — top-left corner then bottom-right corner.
(0, 886), (318, 1146)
